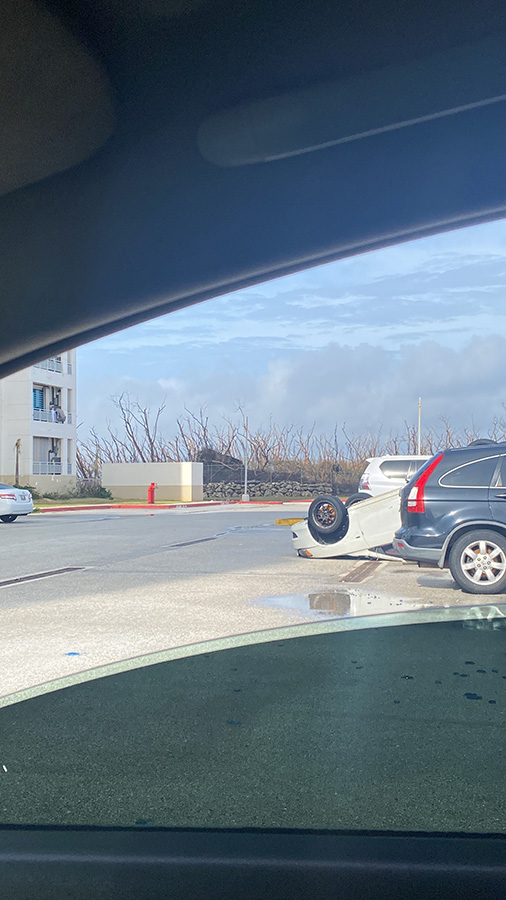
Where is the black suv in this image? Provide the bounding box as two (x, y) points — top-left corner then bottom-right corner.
(394, 441), (506, 594)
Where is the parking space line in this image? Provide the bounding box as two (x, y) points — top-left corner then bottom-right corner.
(0, 567), (85, 589)
(342, 560), (383, 583)
(165, 536), (219, 549)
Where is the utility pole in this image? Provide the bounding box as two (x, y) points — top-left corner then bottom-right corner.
(417, 397), (422, 455)
(242, 416), (250, 502)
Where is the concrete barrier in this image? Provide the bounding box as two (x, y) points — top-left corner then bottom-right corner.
(101, 462), (203, 501)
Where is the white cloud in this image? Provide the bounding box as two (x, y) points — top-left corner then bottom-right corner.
(78, 335), (506, 446)
(77, 216), (506, 443)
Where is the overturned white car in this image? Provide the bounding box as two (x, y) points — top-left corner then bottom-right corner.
(292, 490), (401, 559)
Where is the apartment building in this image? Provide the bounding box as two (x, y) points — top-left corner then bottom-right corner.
(0, 351), (77, 493)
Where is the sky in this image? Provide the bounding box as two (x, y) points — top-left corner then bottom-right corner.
(77, 218), (506, 444)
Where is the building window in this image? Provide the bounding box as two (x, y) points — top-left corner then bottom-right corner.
(33, 437), (62, 475)
(67, 439), (73, 475)
(33, 387), (44, 409)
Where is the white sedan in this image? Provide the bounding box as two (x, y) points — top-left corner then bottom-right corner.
(292, 489), (401, 559)
(0, 483), (34, 523)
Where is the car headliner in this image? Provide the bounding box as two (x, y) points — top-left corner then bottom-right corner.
(1, 0), (506, 376)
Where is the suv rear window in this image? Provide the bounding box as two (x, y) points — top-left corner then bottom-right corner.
(492, 455), (506, 487)
(379, 460), (410, 479)
(439, 456), (499, 488)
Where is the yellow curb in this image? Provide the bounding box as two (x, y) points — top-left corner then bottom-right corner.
(275, 517), (304, 526)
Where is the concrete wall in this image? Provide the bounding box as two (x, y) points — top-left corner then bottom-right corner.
(19, 474), (77, 494)
(101, 462), (204, 501)
(0, 370), (31, 481)
(0, 473), (77, 495)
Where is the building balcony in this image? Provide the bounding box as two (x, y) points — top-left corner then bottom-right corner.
(33, 409), (72, 423)
(34, 358), (63, 373)
(33, 461), (62, 475)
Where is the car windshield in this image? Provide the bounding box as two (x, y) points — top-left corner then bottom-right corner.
(2, 217), (506, 834)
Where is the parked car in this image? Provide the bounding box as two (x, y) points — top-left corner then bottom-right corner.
(394, 440), (506, 594)
(0, 484), (33, 523)
(345, 455), (430, 507)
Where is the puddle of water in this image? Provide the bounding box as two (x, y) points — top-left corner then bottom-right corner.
(165, 523), (281, 550)
(220, 524), (281, 535)
(309, 590), (351, 616)
(258, 591), (351, 618)
(257, 588), (425, 619)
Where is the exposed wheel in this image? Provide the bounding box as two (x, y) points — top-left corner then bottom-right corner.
(345, 491), (372, 508)
(449, 530), (506, 594)
(0, 515), (17, 523)
(308, 494), (347, 536)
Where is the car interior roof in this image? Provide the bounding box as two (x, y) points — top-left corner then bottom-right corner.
(1, 0), (506, 379)
(5, 4), (506, 897)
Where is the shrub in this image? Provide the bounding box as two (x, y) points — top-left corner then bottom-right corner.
(42, 491), (76, 501)
(14, 483), (41, 500)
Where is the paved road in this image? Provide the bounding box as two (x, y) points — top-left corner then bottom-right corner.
(0, 505), (492, 697)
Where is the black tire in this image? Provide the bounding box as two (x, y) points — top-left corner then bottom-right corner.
(449, 530), (506, 594)
(0, 515), (17, 523)
(345, 491), (372, 508)
(308, 494), (347, 536)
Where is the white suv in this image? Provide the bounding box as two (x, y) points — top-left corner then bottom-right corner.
(345, 455), (430, 507)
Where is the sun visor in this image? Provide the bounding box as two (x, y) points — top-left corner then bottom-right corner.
(198, 35), (506, 166)
(0, 0), (115, 196)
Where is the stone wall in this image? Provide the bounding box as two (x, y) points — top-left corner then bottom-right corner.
(204, 480), (332, 500)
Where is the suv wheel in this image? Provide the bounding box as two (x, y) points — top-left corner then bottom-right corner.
(449, 530), (506, 594)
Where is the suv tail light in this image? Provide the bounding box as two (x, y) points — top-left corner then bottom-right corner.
(406, 453), (444, 513)
(360, 476), (370, 490)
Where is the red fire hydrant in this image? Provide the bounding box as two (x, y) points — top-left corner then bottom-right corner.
(147, 482), (156, 504)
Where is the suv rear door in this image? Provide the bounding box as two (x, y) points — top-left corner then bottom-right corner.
(421, 454), (499, 538)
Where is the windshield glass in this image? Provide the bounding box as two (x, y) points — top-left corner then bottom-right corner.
(2, 218), (506, 834)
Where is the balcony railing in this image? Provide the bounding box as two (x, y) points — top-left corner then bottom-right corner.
(33, 462), (62, 475)
(34, 358), (62, 373)
(33, 409), (51, 422)
(33, 409), (71, 423)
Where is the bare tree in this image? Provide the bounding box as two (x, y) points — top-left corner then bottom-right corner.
(77, 394), (506, 488)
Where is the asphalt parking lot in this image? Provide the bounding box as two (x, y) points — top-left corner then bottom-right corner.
(0, 503), (494, 697)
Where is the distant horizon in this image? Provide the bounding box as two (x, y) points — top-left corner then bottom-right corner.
(77, 217), (506, 444)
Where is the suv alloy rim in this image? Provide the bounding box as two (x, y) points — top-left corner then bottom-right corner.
(460, 539), (506, 585)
